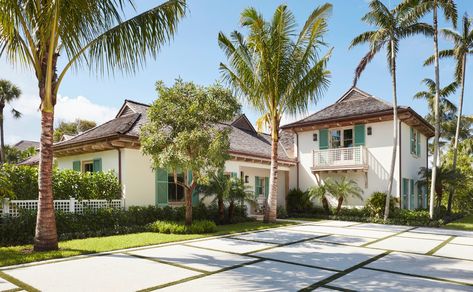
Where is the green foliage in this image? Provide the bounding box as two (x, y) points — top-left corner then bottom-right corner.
(53, 119), (97, 142)
(286, 188), (313, 214)
(365, 192), (397, 218)
(4, 146), (36, 164)
(276, 206), (288, 219)
(0, 174), (13, 200)
(324, 177), (363, 214)
(308, 185), (330, 214)
(0, 165), (121, 200)
(148, 220), (217, 234)
(141, 79), (240, 186)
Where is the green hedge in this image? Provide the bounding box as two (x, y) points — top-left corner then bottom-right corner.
(0, 204), (249, 246)
(148, 220), (217, 234)
(0, 164), (121, 200)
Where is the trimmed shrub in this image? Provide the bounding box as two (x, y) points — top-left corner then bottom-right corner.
(0, 203), (250, 246)
(365, 192), (397, 218)
(0, 164), (121, 200)
(277, 205), (288, 219)
(148, 220), (217, 234)
(287, 188), (313, 214)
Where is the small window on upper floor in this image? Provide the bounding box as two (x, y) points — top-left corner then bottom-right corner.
(82, 161), (94, 173)
(410, 127), (421, 157)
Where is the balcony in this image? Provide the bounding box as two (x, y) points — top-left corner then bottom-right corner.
(312, 146), (368, 172)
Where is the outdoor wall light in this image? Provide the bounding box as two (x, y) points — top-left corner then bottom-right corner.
(313, 133), (318, 141)
(245, 175), (249, 183)
(367, 127), (372, 135)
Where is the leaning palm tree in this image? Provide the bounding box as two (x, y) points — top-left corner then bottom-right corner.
(199, 170), (231, 223)
(325, 177), (363, 214)
(219, 4), (332, 222)
(424, 13), (473, 214)
(350, 0), (432, 221)
(308, 185), (330, 214)
(0, 0), (185, 251)
(0, 80), (21, 164)
(404, 0), (457, 219)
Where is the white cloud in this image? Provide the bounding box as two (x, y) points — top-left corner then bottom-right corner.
(55, 95), (117, 124)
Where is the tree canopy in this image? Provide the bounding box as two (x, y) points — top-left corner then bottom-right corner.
(53, 119), (97, 142)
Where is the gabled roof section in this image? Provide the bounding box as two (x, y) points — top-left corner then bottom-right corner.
(230, 114), (257, 133)
(285, 87), (393, 126)
(54, 113), (141, 148)
(116, 99), (150, 118)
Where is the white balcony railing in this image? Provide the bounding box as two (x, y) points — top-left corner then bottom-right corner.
(312, 146), (367, 171)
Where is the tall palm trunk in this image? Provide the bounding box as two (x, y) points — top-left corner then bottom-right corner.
(447, 54), (466, 214)
(385, 39), (398, 221)
(322, 196), (329, 214)
(34, 109), (58, 251)
(264, 116), (279, 223)
(0, 104), (5, 164)
(430, 1), (440, 219)
(218, 197), (225, 223)
(228, 200), (235, 222)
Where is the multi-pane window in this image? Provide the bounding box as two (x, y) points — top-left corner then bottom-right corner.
(343, 129), (353, 147)
(82, 161), (94, 173)
(168, 172), (184, 202)
(330, 130), (341, 148)
(410, 127), (421, 156)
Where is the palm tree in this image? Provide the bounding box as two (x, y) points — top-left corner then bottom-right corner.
(324, 177), (363, 214)
(425, 13), (473, 214)
(404, 0), (457, 219)
(0, 0), (185, 251)
(219, 4), (332, 222)
(418, 164), (459, 210)
(350, 0), (432, 221)
(308, 185), (330, 214)
(199, 171), (231, 223)
(0, 80), (21, 164)
(226, 177), (254, 221)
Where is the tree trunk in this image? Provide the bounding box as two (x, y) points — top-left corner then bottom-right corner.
(34, 110), (58, 251)
(218, 197), (225, 223)
(0, 105), (4, 164)
(322, 196), (330, 214)
(184, 186), (192, 226)
(264, 116), (279, 223)
(336, 197), (343, 214)
(228, 200), (235, 222)
(384, 39), (399, 221)
(447, 54), (466, 214)
(430, 2), (440, 220)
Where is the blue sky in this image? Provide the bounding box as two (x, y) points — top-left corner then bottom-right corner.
(2, 0), (472, 144)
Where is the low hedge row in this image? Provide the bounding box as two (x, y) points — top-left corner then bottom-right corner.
(0, 204), (249, 246)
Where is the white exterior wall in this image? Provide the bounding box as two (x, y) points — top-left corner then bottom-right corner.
(121, 148), (156, 207)
(56, 150), (119, 174)
(399, 122), (428, 209)
(295, 120), (426, 208)
(57, 149), (293, 211)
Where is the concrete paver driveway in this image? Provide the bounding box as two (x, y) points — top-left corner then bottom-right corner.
(1, 220), (473, 291)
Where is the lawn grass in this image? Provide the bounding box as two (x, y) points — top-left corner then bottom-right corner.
(445, 215), (473, 231)
(0, 221), (296, 268)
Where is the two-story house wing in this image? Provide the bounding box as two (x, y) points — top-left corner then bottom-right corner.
(282, 87), (434, 209)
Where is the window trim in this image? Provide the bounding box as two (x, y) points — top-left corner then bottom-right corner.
(329, 126), (354, 149)
(82, 160), (94, 173)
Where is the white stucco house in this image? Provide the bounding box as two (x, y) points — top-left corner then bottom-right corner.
(53, 87), (434, 213)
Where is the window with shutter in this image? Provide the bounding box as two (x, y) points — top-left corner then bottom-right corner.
(264, 177), (269, 198)
(410, 179), (415, 210)
(416, 131), (421, 156)
(402, 178), (409, 209)
(72, 160), (81, 171)
(93, 158), (102, 172)
(319, 129), (329, 150)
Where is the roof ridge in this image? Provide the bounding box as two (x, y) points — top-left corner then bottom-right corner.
(124, 99), (150, 107)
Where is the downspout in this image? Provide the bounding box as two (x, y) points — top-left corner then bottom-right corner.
(398, 120), (402, 209)
(116, 148), (122, 184)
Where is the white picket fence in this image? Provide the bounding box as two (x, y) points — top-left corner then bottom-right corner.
(0, 198), (125, 217)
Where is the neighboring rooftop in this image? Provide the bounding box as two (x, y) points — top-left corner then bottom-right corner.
(13, 140), (39, 151)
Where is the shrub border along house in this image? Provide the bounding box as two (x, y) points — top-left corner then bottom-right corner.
(284, 188), (463, 227)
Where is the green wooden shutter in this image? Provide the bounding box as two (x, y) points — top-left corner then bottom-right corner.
(402, 178), (409, 209)
(93, 158), (102, 172)
(410, 127), (415, 154)
(264, 177), (269, 198)
(354, 124), (366, 146)
(155, 168), (168, 207)
(255, 176), (260, 195)
(188, 170), (199, 206)
(416, 131), (421, 156)
(410, 179), (415, 210)
(72, 161), (81, 171)
(417, 182), (423, 209)
(319, 129), (329, 150)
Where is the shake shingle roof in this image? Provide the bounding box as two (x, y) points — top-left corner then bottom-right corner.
(13, 140), (39, 151)
(54, 100), (295, 162)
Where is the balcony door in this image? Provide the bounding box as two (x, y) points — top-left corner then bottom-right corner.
(330, 128), (354, 162)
